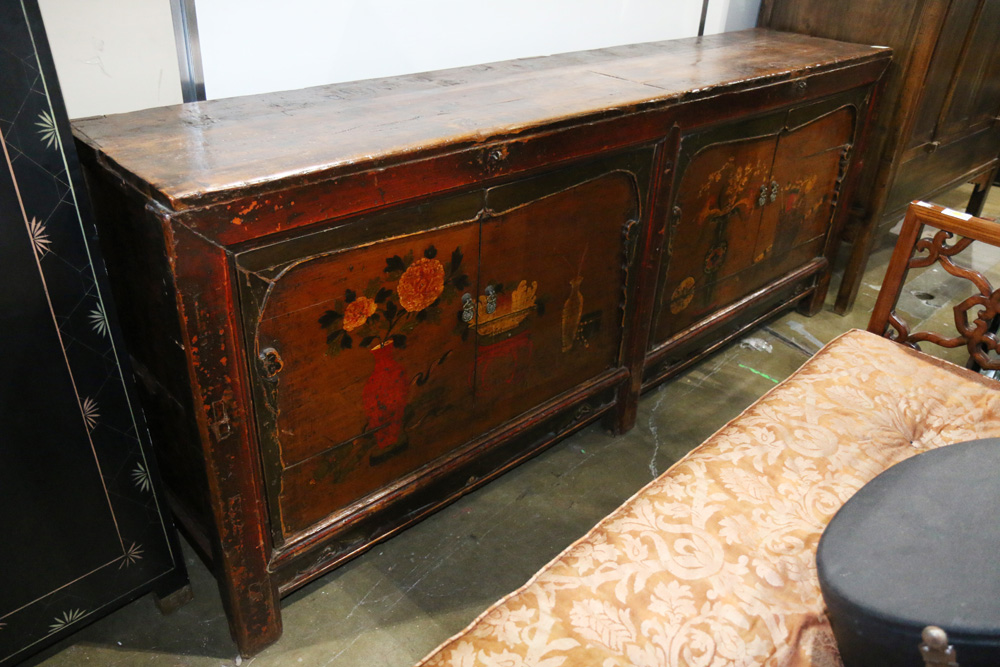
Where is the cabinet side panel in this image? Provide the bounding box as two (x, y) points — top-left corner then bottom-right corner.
(762, 0), (921, 55)
(82, 164), (213, 539)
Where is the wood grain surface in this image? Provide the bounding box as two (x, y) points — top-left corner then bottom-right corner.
(73, 29), (886, 211)
(74, 27), (890, 657)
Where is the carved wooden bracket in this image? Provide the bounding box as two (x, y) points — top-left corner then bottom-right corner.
(868, 202), (1000, 371)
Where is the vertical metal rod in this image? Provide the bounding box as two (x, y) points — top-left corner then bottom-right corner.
(170, 0), (206, 102)
(698, 0), (711, 36)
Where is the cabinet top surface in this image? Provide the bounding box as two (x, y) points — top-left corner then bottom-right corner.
(73, 29), (888, 211)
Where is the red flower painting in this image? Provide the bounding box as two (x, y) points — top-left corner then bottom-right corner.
(317, 243), (470, 462)
(318, 244), (468, 355)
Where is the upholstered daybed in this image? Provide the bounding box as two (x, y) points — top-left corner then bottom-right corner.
(416, 204), (1000, 667)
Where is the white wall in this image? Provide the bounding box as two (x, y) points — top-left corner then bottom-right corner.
(195, 0), (730, 100)
(38, 0), (183, 119)
(40, 0), (761, 118)
(704, 0), (762, 34)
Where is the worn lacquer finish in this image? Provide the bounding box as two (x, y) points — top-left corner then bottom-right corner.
(652, 97), (857, 346)
(74, 29), (889, 657)
(241, 216), (480, 539)
(73, 30), (886, 215)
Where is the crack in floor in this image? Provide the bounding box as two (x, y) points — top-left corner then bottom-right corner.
(646, 386), (669, 478)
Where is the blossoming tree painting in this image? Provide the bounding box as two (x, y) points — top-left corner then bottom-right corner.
(319, 244), (469, 354)
(318, 244), (469, 462)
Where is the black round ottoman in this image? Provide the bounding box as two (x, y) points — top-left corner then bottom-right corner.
(817, 439), (1000, 666)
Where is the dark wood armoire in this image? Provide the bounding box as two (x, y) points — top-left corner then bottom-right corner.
(759, 0), (1000, 312)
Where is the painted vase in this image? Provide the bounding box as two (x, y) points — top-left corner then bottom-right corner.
(362, 341), (408, 453)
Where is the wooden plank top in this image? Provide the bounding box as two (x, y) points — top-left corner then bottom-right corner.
(73, 29), (889, 211)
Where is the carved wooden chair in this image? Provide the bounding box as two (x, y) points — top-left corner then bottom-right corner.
(868, 200), (1000, 373)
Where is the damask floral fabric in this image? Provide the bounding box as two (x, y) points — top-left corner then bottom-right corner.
(417, 330), (1000, 667)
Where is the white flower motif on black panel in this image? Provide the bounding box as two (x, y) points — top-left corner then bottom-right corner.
(27, 217), (51, 257)
(47, 609), (86, 635)
(88, 301), (109, 338)
(35, 109), (59, 150)
(80, 396), (99, 431)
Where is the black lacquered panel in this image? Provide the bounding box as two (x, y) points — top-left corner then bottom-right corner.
(0, 2), (186, 663)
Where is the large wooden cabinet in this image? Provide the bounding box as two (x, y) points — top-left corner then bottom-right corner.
(760, 0), (1000, 312)
(72, 30), (889, 656)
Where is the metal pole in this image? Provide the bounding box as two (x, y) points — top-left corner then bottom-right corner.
(698, 0), (711, 36)
(170, 0), (206, 102)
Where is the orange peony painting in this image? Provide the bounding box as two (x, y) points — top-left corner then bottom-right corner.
(318, 244), (469, 356)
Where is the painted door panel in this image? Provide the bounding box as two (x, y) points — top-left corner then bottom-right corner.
(757, 107), (854, 264)
(653, 99), (858, 345)
(238, 195), (482, 539)
(654, 133), (777, 341)
(237, 151), (648, 540)
(473, 154), (645, 432)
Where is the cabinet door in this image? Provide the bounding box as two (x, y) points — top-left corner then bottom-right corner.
(652, 117), (782, 342)
(909, 0), (1000, 148)
(756, 105), (855, 266)
(653, 100), (857, 345)
(238, 193), (482, 540)
(473, 151), (649, 432)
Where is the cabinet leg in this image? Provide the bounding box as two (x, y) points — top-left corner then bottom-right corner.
(798, 271), (831, 317)
(606, 371), (641, 435)
(798, 290), (824, 317)
(607, 395), (638, 435)
(212, 563), (283, 657)
(834, 216), (879, 315)
(966, 166), (997, 217)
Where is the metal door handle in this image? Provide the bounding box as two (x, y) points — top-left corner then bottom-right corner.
(485, 285), (498, 314)
(461, 293), (475, 322)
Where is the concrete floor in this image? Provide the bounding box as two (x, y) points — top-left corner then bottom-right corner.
(30, 186), (1000, 667)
